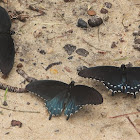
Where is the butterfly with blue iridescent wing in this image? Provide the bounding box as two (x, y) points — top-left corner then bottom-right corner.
(78, 64), (140, 98)
(26, 80), (103, 120)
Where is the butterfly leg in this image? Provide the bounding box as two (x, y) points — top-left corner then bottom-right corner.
(133, 93), (136, 98)
(49, 114), (52, 120)
(111, 92), (115, 96)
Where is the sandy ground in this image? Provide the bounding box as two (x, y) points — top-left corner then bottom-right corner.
(0, 0), (140, 140)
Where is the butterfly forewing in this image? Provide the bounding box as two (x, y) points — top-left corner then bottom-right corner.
(78, 66), (122, 85)
(26, 80), (69, 100)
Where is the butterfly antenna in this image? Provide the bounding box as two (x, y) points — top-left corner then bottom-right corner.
(49, 114), (52, 120)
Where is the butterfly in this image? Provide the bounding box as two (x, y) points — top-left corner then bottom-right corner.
(26, 80), (103, 120)
(0, 6), (15, 76)
(78, 64), (140, 98)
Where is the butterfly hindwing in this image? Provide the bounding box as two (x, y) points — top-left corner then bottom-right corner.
(64, 85), (103, 120)
(46, 91), (68, 120)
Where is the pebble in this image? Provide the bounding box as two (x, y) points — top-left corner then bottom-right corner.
(111, 42), (117, 48)
(103, 15), (109, 21)
(133, 31), (140, 36)
(17, 63), (23, 68)
(87, 10), (96, 16)
(100, 8), (108, 14)
(88, 16), (103, 27)
(68, 56), (73, 60)
(134, 38), (140, 44)
(104, 2), (112, 9)
(11, 120), (22, 128)
(63, 44), (76, 55)
(50, 69), (58, 74)
(76, 48), (89, 57)
(77, 18), (88, 28)
(20, 58), (24, 62)
(133, 44), (140, 51)
(39, 50), (46, 55)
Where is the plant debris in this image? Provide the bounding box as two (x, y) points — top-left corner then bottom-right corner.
(16, 69), (37, 83)
(29, 5), (45, 16)
(0, 82), (26, 93)
(45, 62), (62, 71)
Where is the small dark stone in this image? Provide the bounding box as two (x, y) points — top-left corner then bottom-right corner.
(54, 129), (59, 132)
(134, 38), (140, 44)
(77, 18), (87, 28)
(88, 16), (103, 27)
(68, 56), (73, 60)
(133, 31), (140, 36)
(100, 8), (108, 14)
(76, 48), (89, 57)
(11, 120), (22, 128)
(20, 58), (24, 62)
(27, 102), (30, 105)
(104, 2), (112, 9)
(3, 101), (8, 106)
(39, 50), (46, 55)
(111, 42), (117, 48)
(63, 44), (76, 55)
(133, 44), (140, 51)
(77, 66), (87, 73)
(5, 132), (10, 135)
(33, 63), (36, 66)
(17, 63), (23, 68)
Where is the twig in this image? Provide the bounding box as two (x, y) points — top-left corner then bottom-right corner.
(109, 111), (140, 118)
(45, 62), (62, 71)
(29, 5), (45, 16)
(16, 69), (37, 83)
(0, 106), (40, 113)
(82, 38), (110, 52)
(126, 116), (140, 135)
(78, 57), (92, 66)
(0, 82), (26, 93)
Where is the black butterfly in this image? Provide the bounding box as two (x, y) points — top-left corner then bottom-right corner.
(26, 80), (103, 120)
(0, 6), (15, 76)
(78, 64), (140, 98)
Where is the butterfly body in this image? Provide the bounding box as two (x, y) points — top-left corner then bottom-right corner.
(78, 64), (140, 98)
(26, 80), (103, 120)
(0, 6), (15, 76)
